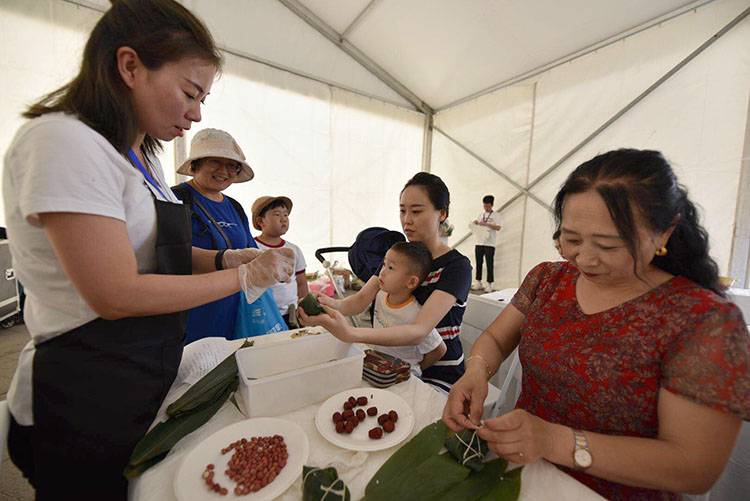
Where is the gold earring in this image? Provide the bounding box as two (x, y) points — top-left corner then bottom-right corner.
(655, 246), (668, 257)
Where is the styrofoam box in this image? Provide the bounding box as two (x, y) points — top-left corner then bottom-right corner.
(237, 331), (352, 379)
(237, 343), (365, 417)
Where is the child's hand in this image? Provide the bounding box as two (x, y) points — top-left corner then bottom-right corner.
(298, 305), (356, 342)
(317, 294), (340, 310)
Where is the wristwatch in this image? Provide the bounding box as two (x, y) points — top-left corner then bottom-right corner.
(572, 429), (593, 470)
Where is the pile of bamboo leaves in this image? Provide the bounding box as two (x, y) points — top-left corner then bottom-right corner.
(363, 420), (522, 501)
(124, 340), (253, 478)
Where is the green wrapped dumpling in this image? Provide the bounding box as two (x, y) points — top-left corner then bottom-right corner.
(445, 428), (489, 472)
(302, 466), (350, 501)
(299, 293), (325, 316)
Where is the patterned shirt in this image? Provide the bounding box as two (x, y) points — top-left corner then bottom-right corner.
(511, 261), (750, 500)
(414, 249), (472, 392)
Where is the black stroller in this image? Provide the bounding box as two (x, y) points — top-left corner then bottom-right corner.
(314, 227), (405, 326)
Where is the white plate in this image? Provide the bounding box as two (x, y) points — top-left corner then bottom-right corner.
(315, 387), (414, 452)
(174, 418), (309, 501)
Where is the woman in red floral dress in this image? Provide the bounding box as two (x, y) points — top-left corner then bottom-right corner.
(443, 149), (750, 500)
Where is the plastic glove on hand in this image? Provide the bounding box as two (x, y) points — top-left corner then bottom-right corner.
(237, 248), (295, 303)
(222, 248), (262, 269)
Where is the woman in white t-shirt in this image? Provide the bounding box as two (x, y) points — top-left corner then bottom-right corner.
(2, 1), (294, 499)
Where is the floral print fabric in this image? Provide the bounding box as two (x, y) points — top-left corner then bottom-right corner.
(511, 261), (750, 500)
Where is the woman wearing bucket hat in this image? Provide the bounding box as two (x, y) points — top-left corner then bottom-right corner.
(173, 128), (290, 342)
(2, 1), (293, 498)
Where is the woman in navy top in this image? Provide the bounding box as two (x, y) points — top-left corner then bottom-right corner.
(301, 172), (471, 392)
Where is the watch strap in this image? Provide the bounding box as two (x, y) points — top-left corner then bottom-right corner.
(215, 249), (227, 271)
(573, 429), (592, 470)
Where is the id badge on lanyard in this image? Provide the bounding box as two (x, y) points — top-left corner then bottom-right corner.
(128, 148), (168, 200)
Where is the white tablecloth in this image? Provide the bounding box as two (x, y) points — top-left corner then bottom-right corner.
(129, 338), (604, 501)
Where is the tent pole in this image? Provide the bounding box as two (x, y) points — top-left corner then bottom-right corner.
(436, 0), (718, 112)
(433, 126), (552, 212)
(277, 0), (433, 115)
(341, 0), (380, 40)
(728, 97), (750, 287)
(217, 45), (417, 112)
(517, 82), (539, 284)
(58, 0), (418, 112)
(421, 113), (433, 172)
(525, 4), (750, 194)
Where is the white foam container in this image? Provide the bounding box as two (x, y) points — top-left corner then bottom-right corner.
(237, 331), (351, 379)
(236, 342), (365, 417)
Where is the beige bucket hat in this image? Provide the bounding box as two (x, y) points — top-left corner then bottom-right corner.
(176, 128), (254, 183)
(251, 196), (293, 231)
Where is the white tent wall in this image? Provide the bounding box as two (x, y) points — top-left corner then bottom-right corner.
(193, 51), (423, 269)
(431, 84), (536, 290)
(329, 88), (423, 250)
(435, 0), (750, 288)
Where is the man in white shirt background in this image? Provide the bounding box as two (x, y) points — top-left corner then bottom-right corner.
(470, 195), (502, 292)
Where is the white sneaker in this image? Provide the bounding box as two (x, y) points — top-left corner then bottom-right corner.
(484, 283), (494, 293)
(471, 280), (482, 290)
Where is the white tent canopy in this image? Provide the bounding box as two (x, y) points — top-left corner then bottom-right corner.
(2, 0), (749, 288)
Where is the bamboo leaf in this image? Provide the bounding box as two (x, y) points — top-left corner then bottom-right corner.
(365, 419), (449, 499)
(476, 465), (522, 501)
(126, 378), (238, 474)
(436, 457), (508, 500)
(382, 453), (470, 501)
(166, 339), (251, 418)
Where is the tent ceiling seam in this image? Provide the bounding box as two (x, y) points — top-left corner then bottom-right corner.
(422, 113), (434, 172)
(58, 0), (419, 113)
(217, 45), (419, 112)
(517, 82), (539, 285)
(341, 0), (380, 40)
(433, 126), (552, 212)
(435, 0), (718, 113)
(277, 0), (433, 115)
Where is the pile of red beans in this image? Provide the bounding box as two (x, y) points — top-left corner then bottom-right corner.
(331, 395), (398, 440)
(202, 435), (288, 496)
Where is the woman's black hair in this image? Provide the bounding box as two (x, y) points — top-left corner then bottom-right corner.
(402, 172), (450, 218)
(553, 148), (722, 295)
(482, 195), (494, 204)
(25, 0), (222, 157)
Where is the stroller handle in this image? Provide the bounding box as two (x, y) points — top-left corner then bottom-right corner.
(315, 246), (350, 264)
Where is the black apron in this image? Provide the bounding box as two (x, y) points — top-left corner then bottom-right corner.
(9, 198), (191, 500)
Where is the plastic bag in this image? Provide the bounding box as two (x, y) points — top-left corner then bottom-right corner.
(233, 290), (288, 338)
(308, 275), (335, 297)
